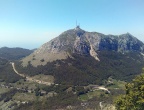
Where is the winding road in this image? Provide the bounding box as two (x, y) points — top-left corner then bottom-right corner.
(97, 86), (110, 93)
(11, 62), (52, 85)
(11, 62), (110, 93)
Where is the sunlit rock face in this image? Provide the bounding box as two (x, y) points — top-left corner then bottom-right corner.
(22, 27), (144, 66)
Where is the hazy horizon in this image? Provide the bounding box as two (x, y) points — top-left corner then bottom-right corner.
(0, 0), (144, 49)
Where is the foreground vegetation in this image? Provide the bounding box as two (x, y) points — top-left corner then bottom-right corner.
(115, 69), (144, 110)
(0, 65), (142, 109)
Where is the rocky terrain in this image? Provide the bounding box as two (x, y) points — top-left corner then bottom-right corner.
(22, 26), (144, 67)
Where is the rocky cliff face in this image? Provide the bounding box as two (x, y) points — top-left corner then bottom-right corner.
(22, 26), (144, 66)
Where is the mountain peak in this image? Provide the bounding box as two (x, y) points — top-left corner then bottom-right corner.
(73, 26), (85, 37)
(75, 25), (81, 30)
(22, 28), (144, 67)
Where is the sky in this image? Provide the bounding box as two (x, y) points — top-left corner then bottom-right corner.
(0, 0), (144, 49)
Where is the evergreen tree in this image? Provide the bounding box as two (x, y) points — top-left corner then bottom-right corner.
(115, 68), (144, 110)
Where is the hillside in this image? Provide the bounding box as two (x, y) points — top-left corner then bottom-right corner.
(0, 58), (23, 83)
(20, 27), (144, 84)
(16, 51), (144, 86)
(14, 51), (144, 109)
(0, 47), (33, 60)
(22, 26), (144, 67)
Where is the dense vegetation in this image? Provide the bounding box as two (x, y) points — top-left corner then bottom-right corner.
(15, 84), (81, 110)
(0, 50), (143, 109)
(16, 51), (144, 86)
(16, 92), (80, 110)
(0, 58), (23, 83)
(0, 89), (17, 102)
(115, 69), (144, 110)
(0, 47), (33, 60)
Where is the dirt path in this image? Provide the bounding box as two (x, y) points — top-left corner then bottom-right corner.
(11, 62), (52, 85)
(100, 102), (103, 110)
(97, 86), (110, 93)
(89, 85), (110, 93)
(11, 62), (110, 91)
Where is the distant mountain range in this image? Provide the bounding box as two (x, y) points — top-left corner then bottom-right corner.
(0, 47), (33, 60)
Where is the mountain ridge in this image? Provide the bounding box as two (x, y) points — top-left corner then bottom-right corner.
(22, 27), (144, 67)
(0, 47), (33, 60)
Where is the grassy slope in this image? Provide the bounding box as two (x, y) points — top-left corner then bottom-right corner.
(0, 51), (144, 109)
(16, 51), (144, 86)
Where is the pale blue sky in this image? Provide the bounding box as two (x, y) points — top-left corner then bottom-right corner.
(0, 0), (144, 49)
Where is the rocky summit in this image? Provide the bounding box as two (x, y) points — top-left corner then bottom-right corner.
(22, 26), (144, 67)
